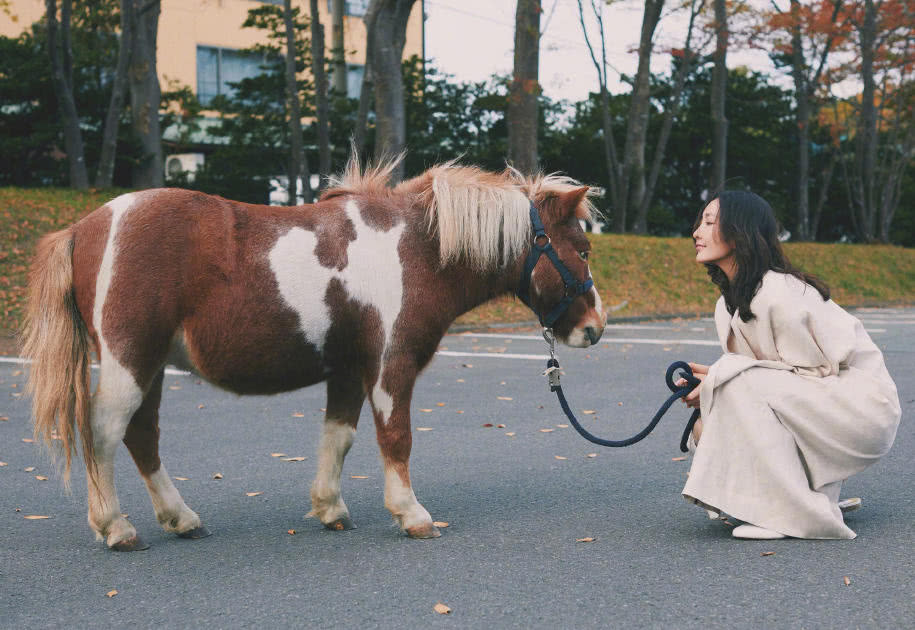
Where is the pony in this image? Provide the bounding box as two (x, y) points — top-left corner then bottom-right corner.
(21, 155), (606, 550)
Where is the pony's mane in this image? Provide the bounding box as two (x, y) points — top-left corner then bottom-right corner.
(323, 154), (596, 271)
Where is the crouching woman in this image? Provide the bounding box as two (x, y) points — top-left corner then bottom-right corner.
(681, 191), (900, 540)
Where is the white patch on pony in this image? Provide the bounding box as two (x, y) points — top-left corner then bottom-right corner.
(143, 465), (201, 533)
(383, 464), (432, 531)
(308, 421), (356, 524)
(268, 200), (406, 362)
(371, 385), (394, 425)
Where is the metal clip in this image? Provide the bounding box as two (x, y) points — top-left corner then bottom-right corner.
(542, 327), (556, 361)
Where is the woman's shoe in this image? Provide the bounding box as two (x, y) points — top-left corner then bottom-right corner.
(732, 524), (786, 539)
(838, 497), (862, 513)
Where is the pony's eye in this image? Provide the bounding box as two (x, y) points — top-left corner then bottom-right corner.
(579, 251), (590, 261)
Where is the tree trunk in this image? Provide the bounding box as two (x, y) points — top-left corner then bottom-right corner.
(810, 147), (838, 239)
(128, 0), (163, 188)
(508, 0), (541, 175)
(310, 0), (331, 188)
(367, 0), (416, 183)
(709, 0), (728, 194)
(627, 0), (664, 234)
(355, 1), (378, 155)
(96, 0), (132, 188)
(853, 0), (878, 241)
(789, 0), (811, 240)
(283, 0), (312, 204)
(331, 0), (347, 95)
(45, 0), (89, 189)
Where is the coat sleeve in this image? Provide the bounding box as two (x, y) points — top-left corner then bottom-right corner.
(767, 279), (859, 378)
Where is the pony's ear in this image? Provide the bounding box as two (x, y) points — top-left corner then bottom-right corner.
(558, 187), (591, 221)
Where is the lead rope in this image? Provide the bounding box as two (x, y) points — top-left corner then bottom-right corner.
(542, 327), (702, 452)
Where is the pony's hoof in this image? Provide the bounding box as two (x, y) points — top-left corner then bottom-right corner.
(177, 525), (212, 539)
(109, 535), (150, 552)
(406, 523), (441, 539)
(324, 516), (356, 531)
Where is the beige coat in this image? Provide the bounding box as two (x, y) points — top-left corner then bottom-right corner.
(682, 271), (901, 539)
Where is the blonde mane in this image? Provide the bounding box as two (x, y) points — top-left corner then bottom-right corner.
(325, 153), (596, 271)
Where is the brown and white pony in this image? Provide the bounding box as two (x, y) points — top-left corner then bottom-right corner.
(22, 156), (605, 550)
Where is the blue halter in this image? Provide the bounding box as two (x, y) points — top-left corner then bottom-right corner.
(517, 202), (594, 329)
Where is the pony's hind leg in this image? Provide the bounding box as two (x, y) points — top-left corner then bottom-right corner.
(123, 369), (207, 540)
(307, 374), (364, 530)
(86, 356), (147, 550)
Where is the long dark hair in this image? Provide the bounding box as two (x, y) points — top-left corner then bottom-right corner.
(696, 190), (829, 322)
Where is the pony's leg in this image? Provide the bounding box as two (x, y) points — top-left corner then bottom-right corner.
(368, 362), (440, 539)
(307, 374), (364, 531)
(122, 369), (207, 539)
(86, 356), (146, 550)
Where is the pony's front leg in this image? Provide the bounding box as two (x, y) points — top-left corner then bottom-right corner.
(368, 368), (439, 539)
(307, 374), (364, 531)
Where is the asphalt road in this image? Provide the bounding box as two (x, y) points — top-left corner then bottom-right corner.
(2, 308), (913, 629)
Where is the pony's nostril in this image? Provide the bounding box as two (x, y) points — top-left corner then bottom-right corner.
(585, 326), (603, 345)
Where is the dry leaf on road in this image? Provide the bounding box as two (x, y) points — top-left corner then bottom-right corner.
(270, 453), (286, 458)
(433, 521), (449, 528)
(24, 515), (50, 520)
(24, 466), (35, 472)
(554, 455), (567, 460)
(497, 396), (513, 401)
(582, 410), (596, 415)
(287, 529), (296, 535)
(540, 428), (554, 433)
(35, 475), (48, 481)
(0, 462), (7, 466)
(586, 453), (598, 458)
(433, 603), (451, 615)
(245, 491), (263, 497)
(213, 473), (223, 480)
(291, 412), (305, 418)
(416, 427), (433, 431)
(761, 551), (776, 557)
(505, 432), (515, 436)
(21, 438), (34, 443)
(420, 408), (434, 412)
(576, 537), (596, 543)
(106, 590), (118, 598)
(843, 576), (851, 586)
(351, 475), (369, 479)
(436, 402), (445, 407)
(174, 477), (189, 481)
(282, 456), (307, 462)
(671, 456), (687, 462)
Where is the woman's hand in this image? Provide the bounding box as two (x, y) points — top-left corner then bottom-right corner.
(676, 362), (708, 409)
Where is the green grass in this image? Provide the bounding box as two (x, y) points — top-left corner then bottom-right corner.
(2, 187), (913, 337)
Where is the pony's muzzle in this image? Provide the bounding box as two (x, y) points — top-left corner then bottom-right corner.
(584, 326), (603, 346)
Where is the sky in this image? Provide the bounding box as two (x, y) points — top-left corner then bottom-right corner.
(423, 0), (784, 103)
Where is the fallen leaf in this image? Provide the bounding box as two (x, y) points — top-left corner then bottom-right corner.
(586, 453), (598, 458)
(24, 466), (35, 472)
(505, 432), (516, 436)
(582, 410), (596, 415)
(246, 491), (263, 497)
(12, 370), (22, 376)
(169, 385), (181, 390)
(497, 396), (513, 401)
(0, 462), (7, 466)
(496, 423), (505, 428)
(554, 455), (567, 460)
(433, 602), (451, 615)
(456, 379), (465, 383)
(557, 424), (568, 428)
(576, 537), (596, 543)
(174, 477), (189, 481)
(319, 408), (326, 412)
(213, 473), (223, 480)
(197, 404), (205, 409)
(761, 551), (776, 557)
(843, 576), (851, 586)
(420, 408), (433, 413)
(282, 456), (307, 462)
(270, 453), (287, 458)
(723, 520), (736, 526)
(106, 590), (118, 598)
(416, 427), (433, 432)
(436, 402), (445, 407)
(35, 475), (48, 481)
(456, 410), (464, 414)
(292, 412), (305, 418)
(482, 423), (493, 427)
(0, 415), (8, 421)
(21, 438), (34, 443)
(351, 475), (369, 479)
(287, 529), (296, 535)
(462, 363), (473, 368)
(433, 521), (449, 528)
(671, 456), (687, 462)
(540, 428), (554, 433)
(24, 515), (50, 520)
(618, 402), (623, 406)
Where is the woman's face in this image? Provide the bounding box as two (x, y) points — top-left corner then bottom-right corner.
(693, 199), (735, 269)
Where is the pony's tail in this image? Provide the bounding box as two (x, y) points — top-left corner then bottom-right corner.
(20, 228), (94, 488)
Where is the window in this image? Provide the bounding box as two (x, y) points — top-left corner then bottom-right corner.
(197, 46), (270, 105)
(346, 64), (364, 99)
(327, 0), (370, 17)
